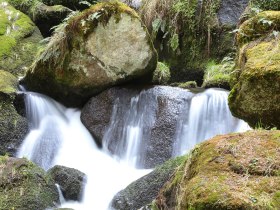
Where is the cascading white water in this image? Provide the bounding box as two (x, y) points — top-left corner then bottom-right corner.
(17, 92), (150, 210)
(103, 89), (157, 167)
(173, 88), (250, 155)
(17, 87), (250, 209)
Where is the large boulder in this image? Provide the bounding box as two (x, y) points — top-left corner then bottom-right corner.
(23, 1), (157, 106)
(0, 156), (59, 210)
(81, 86), (192, 168)
(229, 11), (280, 128)
(0, 70), (28, 156)
(155, 130), (280, 209)
(0, 1), (43, 76)
(111, 156), (187, 210)
(47, 165), (86, 201)
(7, 0), (72, 37)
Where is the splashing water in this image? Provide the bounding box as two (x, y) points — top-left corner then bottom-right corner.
(173, 88), (250, 155)
(17, 87), (249, 209)
(17, 92), (150, 210)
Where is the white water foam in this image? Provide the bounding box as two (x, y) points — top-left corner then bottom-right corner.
(17, 92), (150, 210)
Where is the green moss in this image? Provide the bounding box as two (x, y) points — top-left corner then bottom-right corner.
(177, 81), (198, 89)
(0, 70), (17, 95)
(0, 1), (40, 75)
(0, 10), (9, 35)
(152, 62), (171, 84)
(156, 131), (280, 209)
(202, 57), (234, 89)
(229, 37), (280, 128)
(0, 36), (16, 57)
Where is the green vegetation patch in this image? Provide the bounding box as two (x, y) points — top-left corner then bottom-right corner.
(202, 57), (235, 89)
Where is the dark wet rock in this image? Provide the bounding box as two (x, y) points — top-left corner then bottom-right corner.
(0, 70), (28, 156)
(0, 156), (59, 210)
(111, 156), (187, 210)
(47, 165), (86, 201)
(81, 86), (193, 168)
(218, 0), (249, 25)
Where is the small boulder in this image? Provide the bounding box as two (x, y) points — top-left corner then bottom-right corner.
(0, 156), (59, 210)
(81, 86), (192, 168)
(47, 165), (86, 201)
(156, 130), (280, 209)
(23, 1), (157, 106)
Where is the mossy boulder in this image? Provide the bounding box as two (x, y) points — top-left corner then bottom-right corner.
(7, 0), (72, 37)
(237, 11), (280, 45)
(23, 1), (157, 106)
(0, 1), (43, 76)
(111, 156), (188, 210)
(229, 12), (280, 129)
(156, 130), (280, 210)
(0, 70), (28, 156)
(0, 156), (59, 210)
(47, 165), (86, 201)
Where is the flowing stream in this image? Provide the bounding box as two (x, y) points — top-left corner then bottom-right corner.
(17, 87), (249, 209)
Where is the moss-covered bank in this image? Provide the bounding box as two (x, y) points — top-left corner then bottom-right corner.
(156, 130), (280, 209)
(0, 156), (59, 209)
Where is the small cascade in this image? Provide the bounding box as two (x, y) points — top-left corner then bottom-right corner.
(173, 88), (250, 155)
(55, 184), (66, 204)
(17, 87), (249, 209)
(103, 89), (157, 167)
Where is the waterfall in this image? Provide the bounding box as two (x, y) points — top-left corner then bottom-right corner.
(173, 88), (250, 155)
(17, 87), (249, 209)
(17, 92), (150, 210)
(103, 89), (157, 167)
